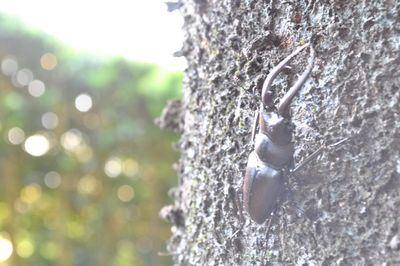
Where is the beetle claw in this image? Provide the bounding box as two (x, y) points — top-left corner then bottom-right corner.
(261, 43), (311, 108)
(277, 45), (316, 117)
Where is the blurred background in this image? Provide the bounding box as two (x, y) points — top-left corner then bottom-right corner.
(0, 1), (183, 265)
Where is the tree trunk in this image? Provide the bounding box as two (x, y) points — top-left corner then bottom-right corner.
(160, 0), (400, 265)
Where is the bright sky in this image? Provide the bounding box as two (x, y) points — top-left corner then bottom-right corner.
(0, 0), (185, 70)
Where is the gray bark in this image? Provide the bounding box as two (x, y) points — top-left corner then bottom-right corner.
(160, 0), (400, 265)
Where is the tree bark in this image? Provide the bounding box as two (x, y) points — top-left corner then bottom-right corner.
(160, 0), (400, 265)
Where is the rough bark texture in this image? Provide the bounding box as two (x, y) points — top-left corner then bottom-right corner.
(160, 0), (400, 265)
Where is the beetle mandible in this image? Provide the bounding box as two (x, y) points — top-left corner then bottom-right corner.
(243, 43), (316, 224)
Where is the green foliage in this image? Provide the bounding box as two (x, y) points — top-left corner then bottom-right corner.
(0, 14), (180, 266)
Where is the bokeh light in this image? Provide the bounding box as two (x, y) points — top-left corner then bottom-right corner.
(75, 145), (93, 163)
(0, 7), (182, 265)
(1, 57), (18, 76)
(7, 127), (25, 145)
(28, 79), (46, 97)
(44, 172), (62, 189)
(39, 241), (60, 260)
(16, 68), (34, 86)
(20, 184), (42, 205)
(123, 159), (139, 177)
(66, 220), (85, 240)
(104, 157), (123, 178)
(0, 203), (10, 223)
(60, 129), (82, 151)
(77, 175), (101, 195)
(117, 185), (135, 202)
(75, 94), (93, 112)
(114, 240), (137, 265)
(40, 53), (57, 70)
(41, 112), (59, 129)
(0, 235), (13, 262)
(16, 238), (34, 258)
(24, 134), (50, 156)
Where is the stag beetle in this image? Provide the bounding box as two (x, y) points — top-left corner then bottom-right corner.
(243, 43), (316, 224)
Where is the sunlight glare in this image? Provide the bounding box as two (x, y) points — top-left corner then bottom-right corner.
(0, 0), (185, 70)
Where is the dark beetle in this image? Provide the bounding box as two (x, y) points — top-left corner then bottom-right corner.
(243, 43), (316, 224)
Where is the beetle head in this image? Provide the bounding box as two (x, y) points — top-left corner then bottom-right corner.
(259, 111), (292, 144)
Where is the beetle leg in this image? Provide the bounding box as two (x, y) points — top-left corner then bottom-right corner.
(288, 201), (305, 216)
(229, 189), (245, 239)
(277, 45), (316, 117)
(261, 209), (276, 265)
(251, 109), (260, 144)
(261, 43), (310, 107)
(264, 205), (277, 239)
(290, 137), (350, 174)
(235, 188), (245, 224)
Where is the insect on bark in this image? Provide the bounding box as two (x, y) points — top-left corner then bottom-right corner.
(243, 43), (316, 224)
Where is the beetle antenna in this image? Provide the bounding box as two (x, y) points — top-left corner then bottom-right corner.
(277, 45), (316, 117)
